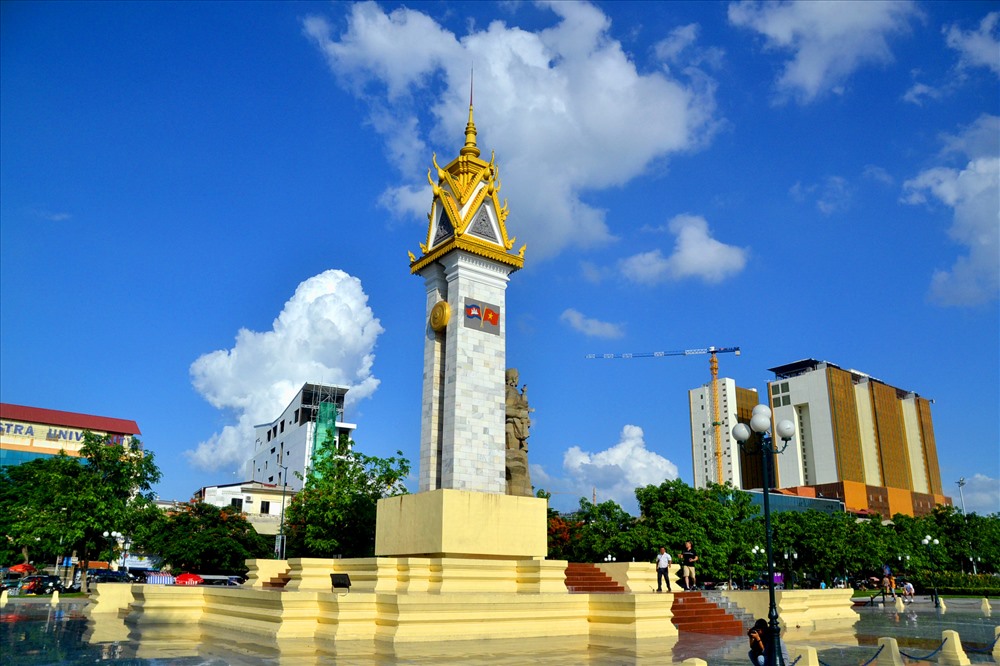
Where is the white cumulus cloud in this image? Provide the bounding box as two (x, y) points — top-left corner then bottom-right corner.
(790, 176), (853, 214)
(560, 308), (624, 339)
(728, 0), (919, 104)
(902, 114), (1000, 307)
(944, 11), (1000, 77)
(544, 425), (679, 514)
(620, 214), (747, 285)
(962, 473), (1000, 516)
(185, 270), (384, 470)
(303, 1), (719, 260)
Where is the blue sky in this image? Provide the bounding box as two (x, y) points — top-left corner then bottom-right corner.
(2, 1), (997, 516)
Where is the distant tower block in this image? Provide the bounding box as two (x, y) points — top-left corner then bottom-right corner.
(409, 102), (525, 494)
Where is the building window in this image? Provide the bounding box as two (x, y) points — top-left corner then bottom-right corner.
(772, 397), (781, 408)
(231, 498), (243, 511)
(280, 421), (285, 433)
(294, 409), (299, 423)
(268, 476), (274, 483)
(782, 395), (790, 406)
(260, 501), (271, 514)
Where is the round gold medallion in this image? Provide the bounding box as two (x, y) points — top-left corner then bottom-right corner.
(430, 301), (451, 331)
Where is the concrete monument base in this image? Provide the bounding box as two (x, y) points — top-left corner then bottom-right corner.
(107, 556), (677, 646)
(375, 489), (547, 559)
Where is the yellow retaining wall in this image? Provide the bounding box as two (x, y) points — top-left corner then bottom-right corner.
(107, 559), (856, 652)
(125, 584), (207, 627)
(245, 558), (289, 588)
(588, 594), (676, 640)
(86, 582), (135, 614)
(723, 589), (858, 639)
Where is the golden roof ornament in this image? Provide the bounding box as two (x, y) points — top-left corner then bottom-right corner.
(410, 89), (525, 274)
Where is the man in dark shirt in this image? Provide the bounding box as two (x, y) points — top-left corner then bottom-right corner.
(680, 541), (698, 590)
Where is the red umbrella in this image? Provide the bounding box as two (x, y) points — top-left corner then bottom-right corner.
(174, 572), (203, 586)
(8, 563), (36, 574)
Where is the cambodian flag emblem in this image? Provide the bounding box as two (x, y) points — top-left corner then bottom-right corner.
(466, 304), (482, 320)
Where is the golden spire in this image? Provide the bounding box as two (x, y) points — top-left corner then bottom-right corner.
(460, 71), (479, 158)
(410, 75), (525, 274)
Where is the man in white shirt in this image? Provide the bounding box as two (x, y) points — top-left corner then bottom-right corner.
(655, 547), (673, 592)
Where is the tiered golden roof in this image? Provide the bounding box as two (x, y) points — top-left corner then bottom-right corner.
(410, 104), (525, 273)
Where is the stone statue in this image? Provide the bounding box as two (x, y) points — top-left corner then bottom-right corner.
(505, 368), (533, 496)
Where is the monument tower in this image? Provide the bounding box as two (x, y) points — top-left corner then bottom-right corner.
(376, 101), (544, 559)
(409, 102), (525, 494)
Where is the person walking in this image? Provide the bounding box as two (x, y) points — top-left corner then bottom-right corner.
(655, 547), (672, 592)
(680, 541), (698, 591)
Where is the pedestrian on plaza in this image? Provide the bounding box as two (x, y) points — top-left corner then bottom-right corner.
(655, 547), (672, 592)
(680, 541), (698, 591)
(902, 581), (915, 603)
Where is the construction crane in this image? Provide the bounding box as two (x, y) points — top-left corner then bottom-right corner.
(585, 346), (741, 485)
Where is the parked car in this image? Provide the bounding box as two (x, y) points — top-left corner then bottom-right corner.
(89, 570), (134, 584)
(68, 568), (134, 591)
(1, 575), (23, 592)
(19, 575), (64, 595)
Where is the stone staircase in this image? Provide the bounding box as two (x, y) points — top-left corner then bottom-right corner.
(670, 591), (746, 635)
(262, 572), (290, 589)
(563, 563), (626, 593)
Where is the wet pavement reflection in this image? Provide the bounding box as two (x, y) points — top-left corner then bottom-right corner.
(1, 597), (996, 665)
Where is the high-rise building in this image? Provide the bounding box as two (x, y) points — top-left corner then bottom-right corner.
(767, 359), (948, 517)
(689, 359), (951, 517)
(244, 383), (357, 492)
(688, 379), (760, 488)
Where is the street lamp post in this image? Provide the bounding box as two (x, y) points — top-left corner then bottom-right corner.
(277, 464), (288, 560)
(751, 545), (764, 589)
(782, 549), (798, 589)
(921, 535), (941, 608)
(955, 478), (977, 574)
(733, 404), (795, 666)
(102, 530), (129, 572)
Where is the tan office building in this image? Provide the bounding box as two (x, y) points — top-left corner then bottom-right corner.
(689, 360), (951, 517)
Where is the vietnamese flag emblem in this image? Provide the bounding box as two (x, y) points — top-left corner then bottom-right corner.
(483, 308), (499, 326)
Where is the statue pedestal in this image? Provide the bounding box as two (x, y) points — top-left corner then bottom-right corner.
(375, 489), (547, 559)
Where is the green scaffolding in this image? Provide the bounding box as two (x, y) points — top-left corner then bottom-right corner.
(314, 401), (339, 451)
(310, 401), (340, 481)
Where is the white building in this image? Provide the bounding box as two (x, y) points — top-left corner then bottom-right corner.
(195, 480), (293, 537)
(244, 383), (357, 492)
(688, 379), (760, 489)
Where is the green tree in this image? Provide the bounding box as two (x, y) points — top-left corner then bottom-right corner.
(0, 432), (161, 585)
(284, 433), (410, 558)
(567, 498), (648, 563)
(699, 484), (762, 586)
(142, 502), (271, 574)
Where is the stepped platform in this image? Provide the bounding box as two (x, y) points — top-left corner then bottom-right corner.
(564, 563), (625, 594)
(670, 591), (746, 635)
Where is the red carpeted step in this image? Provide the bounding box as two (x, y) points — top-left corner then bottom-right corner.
(564, 563), (626, 594)
(670, 591), (746, 636)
